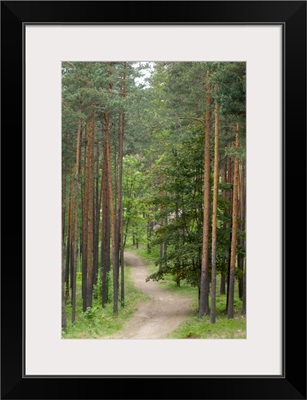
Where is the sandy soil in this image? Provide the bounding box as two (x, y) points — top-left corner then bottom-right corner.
(109, 251), (192, 339)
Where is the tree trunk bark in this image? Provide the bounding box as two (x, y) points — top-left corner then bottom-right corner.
(227, 127), (240, 319)
(104, 108), (116, 312)
(65, 166), (73, 301)
(225, 152), (233, 312)
(120, 63), (126, 307)
(242, 258), (246, 315)
(241, 163), (246, 315)
(199, 82), (212, 318)
(65, 216), (71, 300)
(104, 62), (117, 315)
(82, 140), (88, 312)
(62, 157), (67, 329)
(220, 163), (227, 296)
(72, 117), (82, 323)
(220, 270), (226, 295)
(86, 113), (95, 309)
(93, 142), (101, 288)
(62, 162), (67, 258)
(159, 243), (163, 271)
(237, 164), (244, 299)
(101, 136), (111, 308)
(210, 102), (219, 324)
(163, 216), (168, 268)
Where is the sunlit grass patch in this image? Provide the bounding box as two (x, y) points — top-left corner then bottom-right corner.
(168, 313), (246, 339)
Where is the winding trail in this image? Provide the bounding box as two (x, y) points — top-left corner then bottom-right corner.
(110, 251), (193, 339)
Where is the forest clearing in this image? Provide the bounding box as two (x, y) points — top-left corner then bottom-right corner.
(62, 61), (246, 339)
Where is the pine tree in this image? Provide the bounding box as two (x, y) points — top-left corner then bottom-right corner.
(199, 79), (212, 318)
(72, 116), (82, 322)
(227, 127), (240, 319)
(210, 101), (219, 324)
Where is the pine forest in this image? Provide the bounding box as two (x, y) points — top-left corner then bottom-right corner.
(62, 62), (246, 339)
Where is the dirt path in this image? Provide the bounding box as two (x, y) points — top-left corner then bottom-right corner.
(110, 251), (192, 339)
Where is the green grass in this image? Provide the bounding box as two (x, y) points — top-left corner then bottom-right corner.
(62, 266), (148, 339)
(168, 313), (246, 339)
(128, 244), (246, 339)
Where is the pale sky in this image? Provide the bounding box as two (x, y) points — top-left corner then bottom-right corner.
(133, 61), (155, 88)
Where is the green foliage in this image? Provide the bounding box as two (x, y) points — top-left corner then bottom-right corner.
(62, 266), (148, 339)
(83, 306), (100, 321)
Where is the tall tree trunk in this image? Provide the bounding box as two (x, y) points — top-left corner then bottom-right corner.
(86, 113), (95, 309)
(163, 215), (168, 268)
(93, 142), (101, 288)
(159, 243), (163, 271)
(61, 235), (67, 331)
(113, 116), (120, 312)
(82, 141), (88, 311)
(199, 82), (212, 318)
(65, 215), (71, 300)
(120, 221), (125, 307)
(105, 62), (118, 315)
(119, 63), (126, 307)
(62, 162), (67, 253)
(80, 154), (84, 292)
(220, 266), (226, 295)
(238, 163), (245, 299)
(242, 259), (246, 315)
(175, 201), (181, 287)
(220, 163), (227, 295)
(65, 166), (73, 301)
(210, 102), (219, 324)
(225, 152), (234, 312)
(70, 211), (74, 293)
(241, 163), (246, 315)
(101, 137), (111, 308)
(238, 255), (244, 299)
(71, 117), (82, 323)
(147, 218), (152, 253)
(226, 240), (231, 312)
(104, 109), (116, 312)
(159, 173), (164, 271)
(135, 220), (139, 249)
(227, 127), (240, 319)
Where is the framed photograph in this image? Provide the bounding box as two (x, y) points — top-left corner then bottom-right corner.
(1, 1), (306, 399)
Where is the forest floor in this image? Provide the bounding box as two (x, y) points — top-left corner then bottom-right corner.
(107, 251), (193, 339)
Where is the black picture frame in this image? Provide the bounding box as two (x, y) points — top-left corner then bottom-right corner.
(1, 1), (306, 399)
